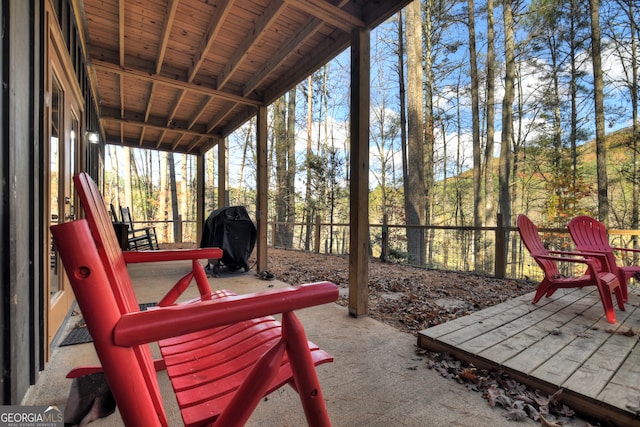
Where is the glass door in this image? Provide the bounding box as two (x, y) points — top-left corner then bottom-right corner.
(46, 22), (83, 353)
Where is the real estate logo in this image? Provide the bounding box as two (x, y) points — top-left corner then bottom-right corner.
(0, 406), (63, 427)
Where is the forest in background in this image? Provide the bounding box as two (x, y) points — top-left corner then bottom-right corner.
(103, 0), (640, 270)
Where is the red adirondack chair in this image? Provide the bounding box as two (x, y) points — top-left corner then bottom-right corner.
(568, 215), (639, 303)
(517, 214), (624, 323)
(51, 218), (338, 426)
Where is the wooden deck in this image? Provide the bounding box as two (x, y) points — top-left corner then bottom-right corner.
(418, 285), (640, 426)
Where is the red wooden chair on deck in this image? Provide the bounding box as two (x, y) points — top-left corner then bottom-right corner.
(51, 219), (338, 426)
(568, 215), (639, 303)
(517, 214), (624, 323)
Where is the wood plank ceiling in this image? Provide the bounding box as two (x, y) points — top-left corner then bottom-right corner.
(74, 0), (410, 155)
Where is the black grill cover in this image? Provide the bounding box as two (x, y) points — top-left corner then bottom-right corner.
(200, 206), (257, 272)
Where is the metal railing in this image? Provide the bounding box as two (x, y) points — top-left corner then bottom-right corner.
(139, 216), (640, 283)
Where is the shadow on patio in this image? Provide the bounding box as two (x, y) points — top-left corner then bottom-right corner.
(22, 259), (540, 426)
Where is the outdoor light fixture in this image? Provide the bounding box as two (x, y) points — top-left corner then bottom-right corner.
(86, 130), (99, 144)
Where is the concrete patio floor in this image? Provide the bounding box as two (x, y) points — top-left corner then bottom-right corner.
(23, 259), (541, 426)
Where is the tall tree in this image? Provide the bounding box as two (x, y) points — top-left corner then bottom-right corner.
(303, 76), (314, 250)
(234, 121), (253, 206)
(606, 0), (639, 229)
(273, 95), (288, 247)
(168, 153), (179, 242)
(590, 0), (609, 221)
(568, 0), (587, 211)
(500, 0), (515, 233)
(467, 0), (482, 270)
(484, 0), (496, 231)
(405, 0), (426, 266)
(397, 10), (408, 225)
(159, 152), (169, 241)
(180, 154), (189, 240)
(124, 147), (132, 213)
(423, 0), (436, 266)
(286, 87), (296, 248)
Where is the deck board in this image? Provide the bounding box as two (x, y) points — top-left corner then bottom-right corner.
(418, 285), (640, 426)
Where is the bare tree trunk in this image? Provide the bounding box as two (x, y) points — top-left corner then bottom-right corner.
(468, 0), (482, 271)
(500, 0), (515, 234)
(235, 120), (253, 206)
(484, 0), (496, 272)
(424, 0), (435, 266)
(630, 0), (639, 232)
(111, 146), (121, 208)
(168, 153), (179, 243)
(405, 0), (426, 266)
(304, 76), (313, 251)
(124, 147), (132, 212)
(590, 0), (609, 221)
(569, 0), (579, 211)
(180, 154), (188, 240)
(286, 87), (296, 248)
(274, 96), (287, 247)
(159, 152), (168, 242)
(397, 10), (408, 217)
(485, 0), (496, 229)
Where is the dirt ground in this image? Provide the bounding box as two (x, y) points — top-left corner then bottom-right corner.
(258, 248), (539, 334)
(251, 249), (605, 426)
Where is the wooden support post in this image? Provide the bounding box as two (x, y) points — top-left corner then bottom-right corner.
(256, 106), (268, 273)
(495, 213), (506, 278)
(348, 28), (370, 317)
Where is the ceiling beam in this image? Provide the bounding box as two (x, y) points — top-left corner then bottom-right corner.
(119, 0), (125, 66)
(188, 0), (234, 82)
(243, 0), (350, 97)
(104, 134), (212, 155)
(206, 101), (238, 133)
(167, 90), (187, 126)
(156, 0), (179, 74)
(217, 0), (286, 90)
(101, 108), (223, 139)
(284, 0), (364, 32)
(144, 82), (156, 122)
(92, 60), (263, 106)
(188, 96), (214, 129)
(263, 28), (351, 105)
(242, 15), (318, 97)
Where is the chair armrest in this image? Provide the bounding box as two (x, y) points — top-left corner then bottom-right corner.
(611, 246), (640, 254)
(66, 359), (166, 379)
(548, 249), (596, 257)
(114, 281), (338, 347)
(122, 247), (223, 263)
(535, 254), (601, 278)
(546, 250), (611, 269)
(535, 254), (593, 264)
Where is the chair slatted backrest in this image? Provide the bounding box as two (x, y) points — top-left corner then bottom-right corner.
(73, 172), (168, 425)
(517, 214), (561, 279)
(568, 215), (617, 273)
(568, 215), (612, 252)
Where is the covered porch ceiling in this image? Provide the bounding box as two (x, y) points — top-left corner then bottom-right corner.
(74, 0), (410, 155)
